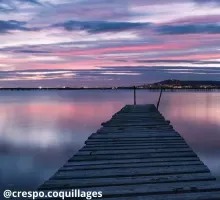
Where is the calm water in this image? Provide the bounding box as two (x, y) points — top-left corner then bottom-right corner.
(0, 90), (220, 192)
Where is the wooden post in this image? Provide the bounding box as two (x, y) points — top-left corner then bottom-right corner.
(134, 86), (136, 105)
(157, 88), (163, 109)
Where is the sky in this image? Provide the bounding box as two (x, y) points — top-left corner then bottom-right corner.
(1, 0), (220, 87)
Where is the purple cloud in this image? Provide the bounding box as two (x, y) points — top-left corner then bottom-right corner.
(52, 20), (150, 33)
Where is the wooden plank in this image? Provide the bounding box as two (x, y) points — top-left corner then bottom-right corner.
(85, 142), (188, 148)
(85, 140), (187, 145)
(88, 135), (182, 140)
(53, 165), (209, 179)
(81, 144), (190, 151)
(96, 130), (175, 134)
(102, 122), (169, 125)
(113, 112), (162, 114)
(93, 131), (178, 136)
(119, 111), (159, 114)
(40, 181), (220, 199)
(101, 191), (220, 200)
(76, 148), (192, 156)
(105, 122), (170, 125)
(98, 127), (173, 130)
(98, 126), (173, 130)
(85, 139), (184, 144)
(89, 133), (180, 139)
(102, 125), (172, 128)
(66, 157), (200, 166)
(85, 137), (184, 144)
(86, 137), (184, 141)
(71, 152), (197, 161)
(40, 173), (215, 189)
(111, 116), (164, 119)
(96, 129), (175, 133)
(86, 141), (186, 147)
(102, 121), (169, 124)
(107, 119), (166, 122)
(111, 117), (165, 121)
(112, 115), (164, 118)
(62, 160), (203, 170)
(92, 131), (178, 135)
(99, 127), (174, 130)
(98, 129), (174, 132)
(85, 141), (188, 147)
(120, 108), (159, 111)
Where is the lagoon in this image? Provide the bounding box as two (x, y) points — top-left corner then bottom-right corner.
(0, 90), (220, 192)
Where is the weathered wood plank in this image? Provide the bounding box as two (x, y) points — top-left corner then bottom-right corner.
(116, 111), (159, 114)
(101, 191), (220, 200)
(112, 113), (163, 116)
(53, 165), (209, 179)
(85, 138), (185, 144)
(92, 131), (178, 136)
(40, 181), (220, 198)
(96, 129), (175, 133)
(106, 117), (165, 120)
(93, 130), (177, 134)
(107, 118), (166, 122)
(62, 160), (203, 170)
(101, 124), (171, 127)
(81, 144), (190, 151)
(76, 148), (192, 156)
(85, 141), (188, 147)
(66, 157), (200, 166)
(40, 173), (215, 189)
(70, 152), (197, 161)
(84, 181), (220, 198)
(86, 137), (184, 141)
(89, 133), (180, 139)
(90, 133), (181, 137)
(102, 122), (170, 126)
(85, 141), (187, 146)
(98, 126), (173, 130)
(88, 136), (183, 141)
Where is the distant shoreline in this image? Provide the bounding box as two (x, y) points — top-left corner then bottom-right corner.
(0, 87), (220, 91)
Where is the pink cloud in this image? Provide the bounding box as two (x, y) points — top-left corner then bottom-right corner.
(143, 53), (220, 61)
(164, 15), (220, 25)
(56, 42), (197, 57)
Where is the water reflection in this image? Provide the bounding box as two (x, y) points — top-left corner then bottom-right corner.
(0, 90), (219, 192)
(159, 92), (220, 179)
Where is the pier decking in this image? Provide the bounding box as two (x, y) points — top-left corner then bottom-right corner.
(39, 104), (220, 199)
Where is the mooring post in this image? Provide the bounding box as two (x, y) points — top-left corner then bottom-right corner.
(134, 86), (136, 105)
(157, 88), (163, 109)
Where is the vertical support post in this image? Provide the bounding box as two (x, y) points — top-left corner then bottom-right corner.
(157, 88), (163, 109)
(134, 86), (136, 105)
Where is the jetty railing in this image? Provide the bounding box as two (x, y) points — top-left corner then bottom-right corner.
(157, 88), (163, 109)
(133, 86), (136, 105)
(133, 86), (163, 109)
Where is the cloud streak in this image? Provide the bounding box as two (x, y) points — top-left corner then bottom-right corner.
(157, 23), (220, 34)
(0, 20), (41, 33)
(52, 20), (149, 33)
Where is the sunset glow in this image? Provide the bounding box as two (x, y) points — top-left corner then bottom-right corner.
(1, 0), (220, 87)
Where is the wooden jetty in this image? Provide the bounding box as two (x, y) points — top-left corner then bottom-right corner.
(39, 104), (220, 199)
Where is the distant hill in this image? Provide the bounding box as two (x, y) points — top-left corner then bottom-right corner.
(138, 79), (220, 89)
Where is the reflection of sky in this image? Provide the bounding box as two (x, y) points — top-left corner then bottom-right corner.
(0, 91), (220, 192)
(158, 92), (220, 179)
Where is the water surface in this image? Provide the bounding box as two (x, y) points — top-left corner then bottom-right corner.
(0, 90), (220, 192)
